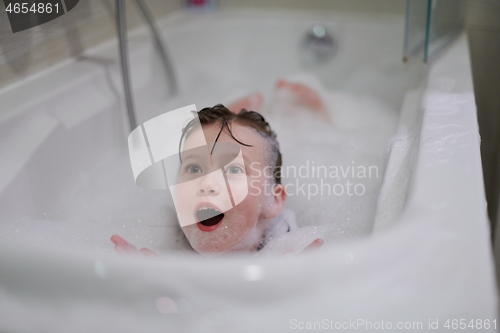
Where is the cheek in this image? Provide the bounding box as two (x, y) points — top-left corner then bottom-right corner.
(173, 182), (194, 207)
(226, 175), (248, 206)
(230, 195), (266, 243)
(247, 171), (270, 198)
(172, 184), (198, 226)
(232, 199), (258, 231)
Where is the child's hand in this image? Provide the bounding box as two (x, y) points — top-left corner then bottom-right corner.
(281, 238), (324, 256)
(110, 235), (157, 256)
(303, 238), (324, 252)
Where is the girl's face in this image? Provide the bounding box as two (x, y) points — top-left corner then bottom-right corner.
(172, 123), (276, 256)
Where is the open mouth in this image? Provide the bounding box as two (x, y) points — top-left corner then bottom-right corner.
(196, 207), (224, 227)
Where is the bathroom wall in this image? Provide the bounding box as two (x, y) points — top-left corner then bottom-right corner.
(0, 0), (181, 90)
(0, 0), (407, 91)
(218, 0), (406, 14)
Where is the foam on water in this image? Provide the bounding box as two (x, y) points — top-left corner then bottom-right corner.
(257, 74), (397, 243)
(1, 151), (190, 253)
(0, 74), (398, 253)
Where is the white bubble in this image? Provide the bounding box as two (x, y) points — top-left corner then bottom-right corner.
(94, 260), (106, 278)
(243, 264), (264, 281)
(203, 310), (225, 326)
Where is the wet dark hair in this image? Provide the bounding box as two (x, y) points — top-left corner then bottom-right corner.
(180, 104), (282, 184)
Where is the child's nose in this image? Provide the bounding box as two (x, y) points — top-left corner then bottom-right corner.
(198, 171), (222, 196)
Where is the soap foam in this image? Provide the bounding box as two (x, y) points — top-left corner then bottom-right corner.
(0, 75), (397, 252)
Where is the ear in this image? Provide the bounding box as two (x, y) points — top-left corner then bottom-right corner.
(262, 184), (287, 219)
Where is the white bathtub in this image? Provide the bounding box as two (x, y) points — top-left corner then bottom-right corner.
(0, 9), (496, 332)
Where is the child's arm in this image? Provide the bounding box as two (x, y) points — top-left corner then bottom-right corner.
(303, 238), (324, 251)
(281, 238), (324, 255)
(275, 79), (330, 121)
(110, 235), (157, 256)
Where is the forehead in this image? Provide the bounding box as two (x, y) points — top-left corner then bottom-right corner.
(183, 122), (268, 165)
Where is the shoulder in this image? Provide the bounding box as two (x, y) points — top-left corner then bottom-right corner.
(255, 208), (326, 257)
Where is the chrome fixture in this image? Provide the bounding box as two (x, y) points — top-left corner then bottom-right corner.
(133, 0), (178, 95)
(302, 25), (336, 64)
(116, 0), (178, 131)
(116, 0), (137, 131)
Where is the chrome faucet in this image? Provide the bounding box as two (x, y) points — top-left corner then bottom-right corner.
(115, 0), (178, 131)
(302, 25), (336, 64)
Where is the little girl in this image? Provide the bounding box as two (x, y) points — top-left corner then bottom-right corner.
(111, 77), (327, 257)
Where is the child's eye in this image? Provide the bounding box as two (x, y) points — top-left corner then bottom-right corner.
(225, 165), (244, 174)
(185, 163), (202, 174)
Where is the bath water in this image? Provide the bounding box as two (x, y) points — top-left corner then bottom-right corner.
(0, 76), (398, 254)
